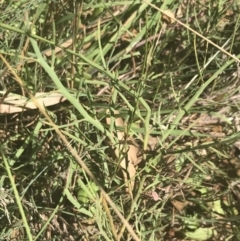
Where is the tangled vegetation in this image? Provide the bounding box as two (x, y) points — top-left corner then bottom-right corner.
(1, 0), (240, 240)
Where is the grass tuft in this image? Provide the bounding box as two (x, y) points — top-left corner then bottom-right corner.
(1, 0), (240, 240)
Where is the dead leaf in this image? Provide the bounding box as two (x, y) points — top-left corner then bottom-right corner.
(171, 199), (189, 212)
(161, 10), (175, 24)
(0, 91), (66, 113)
(147, 135), (159, 150)
(106, 110), (142, 196)
(150, 191), (160, 201)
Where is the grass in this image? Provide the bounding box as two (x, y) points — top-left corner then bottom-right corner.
(0, 0), (240, 240)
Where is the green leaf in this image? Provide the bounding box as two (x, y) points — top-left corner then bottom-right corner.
(77, 180), (99, 204)
(185, 227), (216, 240)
